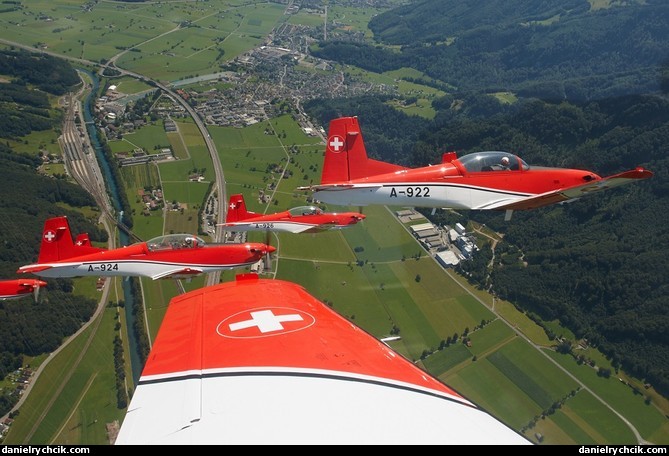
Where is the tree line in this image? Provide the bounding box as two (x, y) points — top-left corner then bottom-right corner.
(313, 0), (669, 102)
(0, 53), (100, 416)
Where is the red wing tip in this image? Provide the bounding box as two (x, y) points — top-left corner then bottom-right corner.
(616, 167), (653, 179)
(635, 167), (653, 178)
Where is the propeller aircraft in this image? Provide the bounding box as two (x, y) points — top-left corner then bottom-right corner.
(0, 279), (47, 301)
(299, 116), (653, 220)
(115, 273), (531, 445)
(17, 216), (275, 280)
(219, 193), (366, 234)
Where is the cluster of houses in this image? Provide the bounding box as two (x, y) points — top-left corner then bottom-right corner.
(0, 367), (34, 438)
(396, 210), (479, 268)
(138, 187), (164, 216)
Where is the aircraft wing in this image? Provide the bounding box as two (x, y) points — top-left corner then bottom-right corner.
(116, 274), (531, 445)
(150, 267), (205, 281)
(219, 222), (319, 234)
(489, 167), (653, 211)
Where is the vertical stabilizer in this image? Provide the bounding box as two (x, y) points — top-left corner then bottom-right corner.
(38, 216), (76, 263)
(321, 117), (366, 184)
(37, 216), (103, 263)
(226, 194), (257, 222)
(321, 116), (406, 184)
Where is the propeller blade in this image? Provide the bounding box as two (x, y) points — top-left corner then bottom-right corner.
(264, 231), (273, 271)
(33, 281), (46, 302)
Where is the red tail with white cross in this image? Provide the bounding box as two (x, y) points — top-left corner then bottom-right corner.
(37, 216), (103, 263)
(320, 116), (406, 184)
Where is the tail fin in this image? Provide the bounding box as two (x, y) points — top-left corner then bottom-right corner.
(74, 233), (92, 247)
(321, 116), (406, 184)
(226, 194), (259, 222)
(37, 216), (104, 263)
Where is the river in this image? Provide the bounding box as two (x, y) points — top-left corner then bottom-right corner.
(80, 69), (144, 385)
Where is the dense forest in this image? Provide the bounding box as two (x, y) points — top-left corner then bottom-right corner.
(0, 49), (79, 96)
(312, 0), (669, 101)
(0, 53), (100, 416)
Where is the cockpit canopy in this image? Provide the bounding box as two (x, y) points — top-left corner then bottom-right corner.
(288, 206), (323, 217)
(147, 234), (206, 251)
(457, 151), (529, 173)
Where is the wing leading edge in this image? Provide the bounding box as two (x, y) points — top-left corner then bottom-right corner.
(489, 167), (653, 212)
(116, 274), (531, 445)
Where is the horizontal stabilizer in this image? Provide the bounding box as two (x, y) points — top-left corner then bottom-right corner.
(17, 264), (53, 274)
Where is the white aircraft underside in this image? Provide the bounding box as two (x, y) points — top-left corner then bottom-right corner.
(226, 222), (326, 233)
(31, 261), (250, 279)
(116, 368), (530, 445)
(312, 183), (532, 209)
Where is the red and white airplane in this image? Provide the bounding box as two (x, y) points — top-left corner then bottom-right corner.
(16, 216), (275, 280)
(116, 273), (531, 445)
(219, 193), (366, 234)
(0, 279), (47, 301)
(299, 116), (653, 220)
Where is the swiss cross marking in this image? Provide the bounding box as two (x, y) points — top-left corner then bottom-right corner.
(229, 309), (303, 334)
(218, 307), (315, 338)
(328, 136), (345, 153)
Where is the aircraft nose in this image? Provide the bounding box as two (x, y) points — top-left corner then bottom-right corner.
(249, 244), (275, 255)
(36, 280), (48, 287)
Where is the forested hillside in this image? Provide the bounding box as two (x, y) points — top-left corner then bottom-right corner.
(0, 53), (101, 417)
(312, 0), (669, 101)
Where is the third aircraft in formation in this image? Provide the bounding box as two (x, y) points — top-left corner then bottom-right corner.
(219, 193), (365, 234)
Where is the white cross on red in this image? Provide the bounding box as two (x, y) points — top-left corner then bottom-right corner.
(43, 231), (56, 242)
(329, 136), (344, 152)
(229, 309), (303, 334)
